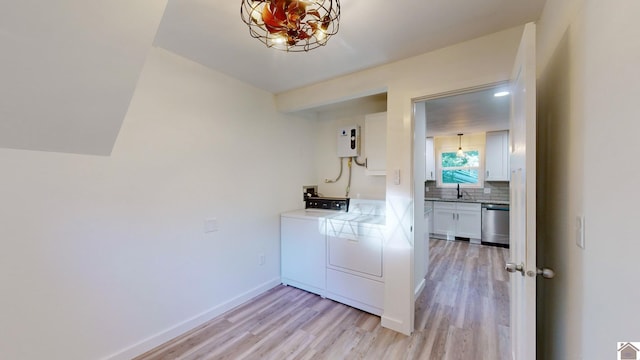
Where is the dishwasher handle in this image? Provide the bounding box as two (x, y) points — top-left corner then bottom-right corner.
(482, 204), (510, 211)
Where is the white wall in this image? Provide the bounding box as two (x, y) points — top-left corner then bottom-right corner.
(313, 98), (387, 200)
(277, 26), (524, 334)
(433, 133), (486, 153)
(0, 47), (316, 360)
(537, 0), (640, 359)
(0, 1), (168, 155)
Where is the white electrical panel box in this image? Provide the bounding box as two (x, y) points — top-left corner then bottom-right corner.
(337, 125), (360, 157)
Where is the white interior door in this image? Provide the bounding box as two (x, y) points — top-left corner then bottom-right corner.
(508, 22), (537, 360)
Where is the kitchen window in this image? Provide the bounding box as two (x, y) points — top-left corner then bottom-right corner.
(437, 149), (483, 187)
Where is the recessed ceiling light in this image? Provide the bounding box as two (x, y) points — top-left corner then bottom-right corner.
(494, 91), (510, 97)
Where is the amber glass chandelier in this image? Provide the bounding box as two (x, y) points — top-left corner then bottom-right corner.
(240, 0), (340, 52)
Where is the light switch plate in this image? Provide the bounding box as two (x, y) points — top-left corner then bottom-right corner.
(204, 218), (219, 233)
(576, 215), (585, 249)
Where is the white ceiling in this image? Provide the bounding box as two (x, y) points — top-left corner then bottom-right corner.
(424, 85), (511, 137)
(155, 0), (547, 94)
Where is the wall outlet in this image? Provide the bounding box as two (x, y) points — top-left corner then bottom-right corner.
(576, 215), (585, 249)
(259, 254), (265, 266)
(204, 218), (219, 233)
(425, 187), (429, 192)
(484, 188), (491, 194)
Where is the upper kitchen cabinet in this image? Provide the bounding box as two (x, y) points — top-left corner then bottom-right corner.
(485, 130), (510, 181)
(364, 112), (387, 176)
(425, 137), (436, 181)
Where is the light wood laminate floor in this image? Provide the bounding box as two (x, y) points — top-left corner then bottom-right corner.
(135, 239), (510, 360)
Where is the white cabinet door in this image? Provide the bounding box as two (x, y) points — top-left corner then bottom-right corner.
(433, 202), (456, 238)
(364, 112), (387, 176)
(425, 137), (436, 180)
(433, 201), (481, 242)
(455, 203), (482, 240)
(425, 201), (434, 235)
(485, 130), (510, 181)
(281, 216), (326, 295)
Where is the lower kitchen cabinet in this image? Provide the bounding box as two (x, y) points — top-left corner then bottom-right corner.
(280, 215), (326, 296)
(433, 201), (481, 243)
(433, 202), (456, 236)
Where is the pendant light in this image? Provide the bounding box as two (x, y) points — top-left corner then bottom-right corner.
(456, 133), (464, 157)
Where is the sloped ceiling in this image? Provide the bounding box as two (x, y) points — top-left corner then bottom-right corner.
(0, 1), (168, 155)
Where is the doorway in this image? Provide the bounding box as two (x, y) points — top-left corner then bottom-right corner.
(412, 83), (512, 358)
(421, 84), (511, 240)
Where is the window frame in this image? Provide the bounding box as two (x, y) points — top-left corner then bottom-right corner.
(436, 146), (485, 188)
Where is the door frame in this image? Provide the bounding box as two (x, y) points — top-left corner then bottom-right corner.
(409, 80), (510, 325)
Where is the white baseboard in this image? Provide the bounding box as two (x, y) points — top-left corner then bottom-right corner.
(414, 278), (426, 299)
(381, 314), (411, 336)
(102, 277), (281, 360)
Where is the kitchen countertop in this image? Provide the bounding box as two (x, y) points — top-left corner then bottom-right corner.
(425, 197), (510, 205)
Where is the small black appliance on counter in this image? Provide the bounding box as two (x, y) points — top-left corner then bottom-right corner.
(304, 196), (350, 212)
(302, 185), (349, 212)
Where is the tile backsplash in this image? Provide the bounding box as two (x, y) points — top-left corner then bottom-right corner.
(425, 181), (510, 202)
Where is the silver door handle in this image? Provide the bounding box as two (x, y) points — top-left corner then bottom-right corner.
(505, 262), (525, 276)
(534, 267), (556, 279)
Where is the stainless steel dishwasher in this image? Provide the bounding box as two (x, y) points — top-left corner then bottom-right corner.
(481, 203), (510, 247)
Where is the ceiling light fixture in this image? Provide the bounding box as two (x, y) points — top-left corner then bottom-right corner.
(456, 133), (465, 157)
(240, 0), (340, 52)
(494, 91), (510, 97)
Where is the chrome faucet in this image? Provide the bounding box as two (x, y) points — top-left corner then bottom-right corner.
(457, 184), (463, 199)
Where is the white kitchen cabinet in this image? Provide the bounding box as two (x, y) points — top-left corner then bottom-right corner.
(433, 201), (481, 243)
(485, 130), (510, 181)
(455, 203), (482, 240)
(425, 137), (436, 180)
(281, 215), (326, 296)
(425, 200), (434, 235)
(433, 202), (456, 237)
(364, 112), (387, 176)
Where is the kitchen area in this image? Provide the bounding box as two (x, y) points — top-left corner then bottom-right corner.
(422, 85), (512, 249)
